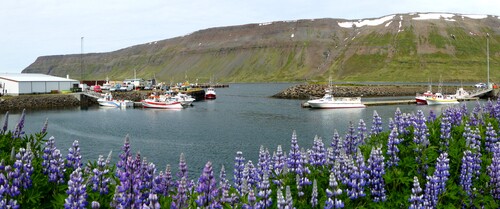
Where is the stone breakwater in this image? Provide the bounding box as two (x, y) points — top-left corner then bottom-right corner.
(272, 84), (461, 99)
(0, 94), (80, 111)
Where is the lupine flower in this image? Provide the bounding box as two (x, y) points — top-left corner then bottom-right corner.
(357, 119), (367, 145)
(336, 150), (349, 185)
(460, 150), (475, 197)
(368, 146), (386, 202)
(486, 123), (498, 153)
(91, 155), (110, 195)
(325, 171), (343, 209)
(330, 129), (343, 162)
(41, 118), (48, 134)
(326, 147), (335, 167)
(17, 146), (33, 189)
(91, 201), (100, 209)
(154, 164), (173, 197)
(386, 127), (401, 168)
(309, 135), (326, 166)
(488, 142), (500, 199)
(257, 145), (271, 181)
(42, 138), (65, 184)
(285, 186), (293, 209)
(277, 188), (286, 209)
(143, 193), (160, 209)
(243, 188), (257, 209)
(428, 110), (436, 122)
(409, 176), (423, 209)
(423, 175), (440, 208)
(244, 160), (259, 189)
(440, 111), (452, 150)
(273, 145), (286, 177)
(371, 110), (383, 135)
(344, 122), (358, 155)
(310, 179), (318, 207)
(1, 111), (8, 134)
(434, 152), (450, 195)
(66, 140), (82, 169)
(178, 153), (188, 180)
(195, 161), (220, 208)
(484, 98), (494, 117)
(171, 177), (188, 209)
(219, 165), (232, 204)
(256, 169), (272, 208)
(234, 151), (245, 194)
(388, 118), (395, 133)
(112, 137), (136, 208)
(288, 130), (302, 174)
(347, 153), (366, 199)
(12, 109), (25, 139)
(64, 168), (88, 209)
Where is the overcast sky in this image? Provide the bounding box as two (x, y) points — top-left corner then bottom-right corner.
(0, 0), (499, 73)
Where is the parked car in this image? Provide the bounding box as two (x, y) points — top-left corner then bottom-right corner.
(119, 84), (134, 92)
(475, 83), (486, 88)
(110, 84), (121, 92)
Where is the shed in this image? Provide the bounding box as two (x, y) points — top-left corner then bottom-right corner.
(0, 73), (79, 96)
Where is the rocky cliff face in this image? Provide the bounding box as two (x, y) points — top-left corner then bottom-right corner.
(23, 13), (500, 83)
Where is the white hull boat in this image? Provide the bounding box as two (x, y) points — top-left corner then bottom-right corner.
(141, 94), (184, 109)
(306, 78), (365, 109)
(426, 92), (459, 105)
(97, 93), (133, 108)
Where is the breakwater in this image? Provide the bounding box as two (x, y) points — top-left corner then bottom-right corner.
(272, 84), (474, 99)
(0, 94), (80, 112)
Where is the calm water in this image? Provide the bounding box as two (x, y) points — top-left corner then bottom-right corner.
(2, 83), (483, 178)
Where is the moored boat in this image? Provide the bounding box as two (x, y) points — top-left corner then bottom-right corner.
(205, 87), (216, 99)
(426, 92), (459, 105)
(141, 94), (184, 109)
(97, 93), (134, 108)
(306, 78), (365, 109)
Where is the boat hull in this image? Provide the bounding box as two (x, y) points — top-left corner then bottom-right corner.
(98, 99), (134, 108)
(415, 97), (428, 105)
(426, 98), (459, 105)
(307, 97), (366, 109)
(205, 94), (216, 99)
(141, 100), (184, 109)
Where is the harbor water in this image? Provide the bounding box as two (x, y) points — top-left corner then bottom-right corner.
(2, 83), (485, 179)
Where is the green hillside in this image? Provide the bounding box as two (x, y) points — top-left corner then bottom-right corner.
(23, 13), (500, 83)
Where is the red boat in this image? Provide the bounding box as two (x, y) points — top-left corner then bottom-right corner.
(205, 87), (216, 99)
(415, 90), (434, 105)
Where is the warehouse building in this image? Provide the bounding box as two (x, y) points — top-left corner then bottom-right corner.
(0, 73), (79, 96)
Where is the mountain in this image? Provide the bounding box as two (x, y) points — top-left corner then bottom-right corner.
(23, 13), (500, 83)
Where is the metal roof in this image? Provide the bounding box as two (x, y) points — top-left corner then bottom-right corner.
(0, 73), (78, 82)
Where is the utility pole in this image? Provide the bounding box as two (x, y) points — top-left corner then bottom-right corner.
(487, 33), (490, 88)
(81, 37), (84, 83)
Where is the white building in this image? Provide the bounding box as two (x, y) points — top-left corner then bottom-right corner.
(0, 73), (79, 96)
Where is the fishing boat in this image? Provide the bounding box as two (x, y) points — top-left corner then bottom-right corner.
(97, 93), (134, 108)
(141, 94), (184, 109)
(415, 83), (434, 105)
(172, 92), (195, 106)
(205, 87), (216, 99)
(306, 78), (365, 109)
(426, 92), (459, 105)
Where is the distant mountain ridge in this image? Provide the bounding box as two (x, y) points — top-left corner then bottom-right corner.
(23, 12), (500, 83)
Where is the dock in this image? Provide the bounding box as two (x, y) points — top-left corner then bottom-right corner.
(301, 97), (479, 108)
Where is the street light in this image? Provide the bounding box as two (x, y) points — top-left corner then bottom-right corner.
(81, 37), (84, 84)
(487, 33), (490, 88)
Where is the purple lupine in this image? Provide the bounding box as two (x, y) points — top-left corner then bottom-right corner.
(64, 168), (88, 209)
(6, 163), (21, 198)
(112, 137), (135, 209)
(277, 188), (285, 209)
(370, 110), (383, 135)
(143, 193), (160, 209)
(428, 110), (436, 122)
(423, 175), (440, 208)
(41, 118), (48, 134)
(244, 160), (259, 189)
(434, 152), (450, 195)
(177, 152), (188, 180)
(310, 179), (318, 207)
(297, 149), (311, 192)
(468, 113), (479, 127)
(409, 176), (423, 209)
(257, 170), (272, 208)
(285, 186), (293, 209)
(91, 155), (110, 195)
(17, 146), (33, 189)
(273, 145), (286, 177)
(257, 145), (271, 181)
(171, 177), (188, 209)
(394, 108), (404, 132)
(116, 135), (131, 180)
(368, 146), (386, 202)
(486, 123), (498, 153)
(243, 188), (257, 209)
(336, 150), (349, 185)
(48, 149), (65, 184)
(310, 136), (326, 166)
(12, 109), (25, 139)
(233, 151), (245, 194)
(330, 129), (343, 162)
(386, 127), (401, 168)
(141, 161), (156, 207)
(344, 122), (358, 155)
(347, 152), (366, 199)
(326, 147), (335, 166)
(325, 171), (343, 209)
(154, 164), (173, 197)
(357, 119), (368, 145)
(1, 111), (8, 134)
(488, 142), (500, 199)
(484, 98), (494, 117)
(388, 118), (395, 133)
(66, 140), (82, 169)
(219, 165), (232, 204)
(91, 201), (100, 209)
(195, 161), (220, 208)
(413, 110), (429, 174)
(460, 150), (475, 197)
(288, 130), (302, 174)
(440, 111), (452, 150)
(494, 97), (500, 120)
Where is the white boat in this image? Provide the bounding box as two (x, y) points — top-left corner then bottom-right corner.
(426, 92), (459, 105)
(97, 93), (134, 108)
(172, 92), (195, 106)
(306, 79), (365, 109)
(415, 82), (434, 105)
(205, 87), (216, 99)
(141, 94), (184, 109)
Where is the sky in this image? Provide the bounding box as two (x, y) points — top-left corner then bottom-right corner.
(0, 0), (499, 73)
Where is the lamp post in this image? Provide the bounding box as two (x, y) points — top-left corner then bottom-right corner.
(81, 37), (84, 84)
(487, 33), (490, 88)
